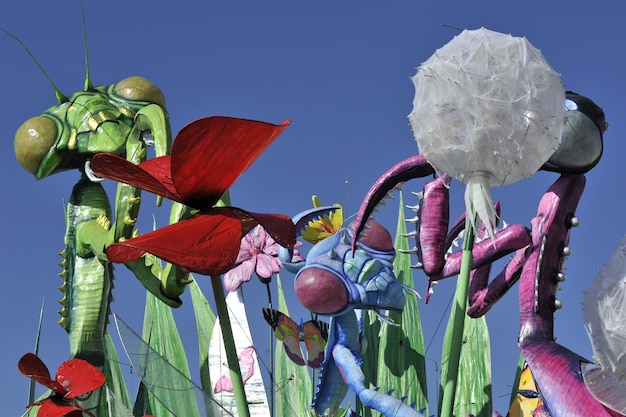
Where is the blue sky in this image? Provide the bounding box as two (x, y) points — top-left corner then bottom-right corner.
(1, 1), (625, 415)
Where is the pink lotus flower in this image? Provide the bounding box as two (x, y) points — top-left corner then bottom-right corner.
(224, 225), (280, 291)
(224, 225), (302, 291)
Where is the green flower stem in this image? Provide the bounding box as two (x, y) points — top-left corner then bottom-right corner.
(211, 276), (251, 417)
(440, 222), (475, 417)
(265, 281), (275, 417)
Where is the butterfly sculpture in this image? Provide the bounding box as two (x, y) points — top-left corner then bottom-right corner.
(263, 308), (329, 369)
(91, 116), (296, 276)
(18, 353), (106, 417)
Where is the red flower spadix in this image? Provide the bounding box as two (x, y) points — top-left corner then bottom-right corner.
(18, 353), (106, 417)
(91, 116), (296, 275)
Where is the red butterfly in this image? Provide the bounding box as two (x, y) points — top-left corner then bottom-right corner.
(18, 353), (106, 417)
(91, 116), (296, 275)
(263, 308), (329, 368)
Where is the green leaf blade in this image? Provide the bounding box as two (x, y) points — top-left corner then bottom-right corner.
(274, 273), (315, 417)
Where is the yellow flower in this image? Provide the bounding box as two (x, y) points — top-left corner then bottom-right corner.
(301, 195), (343, 244)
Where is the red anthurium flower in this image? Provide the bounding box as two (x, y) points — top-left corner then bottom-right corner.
(18, 353), (106, 417)
(91, 116), (296, 275)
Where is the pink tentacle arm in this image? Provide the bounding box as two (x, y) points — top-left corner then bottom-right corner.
(353, 155), (531, 306)
(418, 181), (530, 308)
(414, 180), (515, 278)
(351, 155), (436, 253)
(512, 174), (623, 417)
(353, 156), (530, 269)
(518, 175), (585, 343)
(465, 205), (531, 317)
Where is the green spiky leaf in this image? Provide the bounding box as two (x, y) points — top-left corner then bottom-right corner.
(141, 287), (200, 417)
(190, 277), (219, 412)
(102, 331), (131, 416)
(439, 295), (492, 417)
(359, 191), (428, 416)
(274, 273), (316, 417)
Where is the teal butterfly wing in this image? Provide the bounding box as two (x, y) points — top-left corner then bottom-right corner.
(263, 309), (329, 369)
(263, 308), (306, 366)
(302, 319), (328, 368)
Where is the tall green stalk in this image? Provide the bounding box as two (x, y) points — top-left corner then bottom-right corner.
(440, 223), (475, 417)
(211, 277), (251, 417)
(265, 282), (275, 417)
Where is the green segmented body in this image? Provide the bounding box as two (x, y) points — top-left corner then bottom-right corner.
(59, 177), (114, 367)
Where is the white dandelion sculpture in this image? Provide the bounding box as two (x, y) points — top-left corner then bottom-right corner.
(409, 28), (566, 417)
(582, 235), (626, 414)
(409, 27), (565, 238)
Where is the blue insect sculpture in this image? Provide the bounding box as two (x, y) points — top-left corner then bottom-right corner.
(280, 217), (423, 417)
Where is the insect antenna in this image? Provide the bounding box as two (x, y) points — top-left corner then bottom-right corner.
(79, 0), (93, 91)
(441, 24), (464, 32)
(0, 27), (68, 103)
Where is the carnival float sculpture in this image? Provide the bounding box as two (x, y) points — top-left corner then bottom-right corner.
(9, 10), (620, 417)
(351, 28), (615, 417)
(9, 23), (176, 412)
(8, 9), (295, 416)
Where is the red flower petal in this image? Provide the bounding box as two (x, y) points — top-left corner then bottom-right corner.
(36, 398), (89, 417)
(106, 208), (243, 275)
(236, 210), (296, 249)
(91, 154), (182, 202)
(171, 116), (290, 209)
(18, 353), (65, 395)
(55, 358), (105, 399)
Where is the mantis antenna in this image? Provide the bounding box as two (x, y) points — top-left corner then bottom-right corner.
(80, 0), (93, 91)
(0, 27), (68, 103)
(3, 0), (94, 100)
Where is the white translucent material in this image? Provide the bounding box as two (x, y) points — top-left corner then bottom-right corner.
(408, 28), (564, 237)
(583, 235), (626, 375)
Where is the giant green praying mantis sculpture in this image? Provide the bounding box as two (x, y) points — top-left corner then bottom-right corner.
(7, 5), (297, 416)
(5, 16), (194, 415)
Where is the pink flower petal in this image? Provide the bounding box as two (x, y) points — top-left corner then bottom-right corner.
(256, 253), (281, 278)
(223, 259), (256, 291)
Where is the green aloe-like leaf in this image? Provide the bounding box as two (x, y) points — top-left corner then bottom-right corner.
(105, 387), (136, 417)
(359, 308), (381, 417)
(141, 284), (200, 417)
(359, 191), (428, 416)
(273, 273), (316, 417)
(439, 297), (492, 417)
(103, 331), (131, 416)
(190, 277), (220, 414)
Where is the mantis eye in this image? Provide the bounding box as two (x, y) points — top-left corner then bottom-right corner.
(114, 76), (166, 108)
(14, 116), (57, 174)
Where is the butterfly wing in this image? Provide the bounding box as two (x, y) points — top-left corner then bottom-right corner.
(170, 117), (290, 209)
(106, 208), (242, 275)
(18, 353), (65, 395)
(302, 320), (328, 369)
(55, 358), (106, 399)
(263, 309), (306, 366)
(91, 154), (182, 203)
